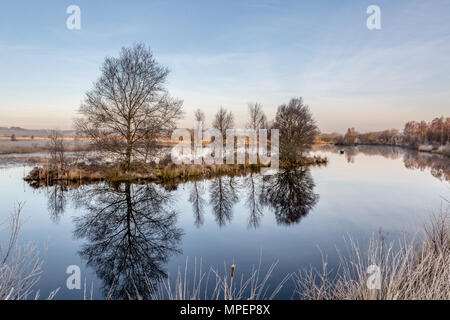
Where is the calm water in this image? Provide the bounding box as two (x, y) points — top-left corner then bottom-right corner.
(0, 146), (449, 299)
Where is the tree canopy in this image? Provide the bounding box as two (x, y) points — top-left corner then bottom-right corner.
(75, 43), (183, 170)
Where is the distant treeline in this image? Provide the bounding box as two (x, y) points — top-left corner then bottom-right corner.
(320, 117), (450, 155)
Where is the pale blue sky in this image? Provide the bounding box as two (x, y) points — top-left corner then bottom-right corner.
(0, 0), (449, 132)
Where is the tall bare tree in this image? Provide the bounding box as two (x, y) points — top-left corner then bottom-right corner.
(194, 108), (205, 127)
(74, 43), (183, 170)
(272, 97), (319, 162)
(48, 130), (66, 174)
(246, 102), (267, 130)
(212, 106), (234, 138)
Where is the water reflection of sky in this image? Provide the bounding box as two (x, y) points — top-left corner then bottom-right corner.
(0, 146), (448, 299)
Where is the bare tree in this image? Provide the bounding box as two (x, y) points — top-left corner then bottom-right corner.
(246, 102), (267, 130)
(212, 106), (234, 138)
(48, 130), (66, 174)
(74, 43), (183, 170)
(344, 128), (358, 145)
(272, 97), (319, 162)
(194, 108), (205, 127)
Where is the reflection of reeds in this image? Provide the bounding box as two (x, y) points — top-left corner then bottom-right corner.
(147, 257), (289, 300)
(294, 209), (450, 300)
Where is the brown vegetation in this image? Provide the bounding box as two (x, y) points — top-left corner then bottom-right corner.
(24, 156), (328, 186)
(0, 204), (59, 300)
(0, 137), (92, 155)
(320, 116), (450, 157)
(295, 210), (450, 300)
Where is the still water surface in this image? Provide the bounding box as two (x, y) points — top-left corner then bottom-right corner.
(0, 146), (448, 299)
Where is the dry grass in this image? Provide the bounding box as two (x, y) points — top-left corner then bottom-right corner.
(0, 203), (59, 300)
(24, 155), (328, 186)
(0, 139), (91, 155)
(128, 257), (289, 300)
(294, 209), (450, 300)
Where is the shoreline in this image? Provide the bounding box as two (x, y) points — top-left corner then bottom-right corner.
(23, 156), (328, 186)
(329, 143), (450, 157)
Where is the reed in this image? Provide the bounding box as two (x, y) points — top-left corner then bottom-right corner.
(294, 209), (450, 300)
(147, 257), (289, 300)
(0, 203), (59, 300)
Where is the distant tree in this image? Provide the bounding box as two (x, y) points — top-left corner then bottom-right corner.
(344, 128), (358, 145)
(446, 117), (450, 144)
(212, 107), (234, 138)
(194, 109), (205, 127)
(431, 117), (445, 145)
(418, 121), (428, 144)
(74, 43), (183, 170)
(272, 97), (319, 161)
(379, 129), (399, 144)
(404, 121), (420, 145)
(246, 102), (267, 130)
(48, 130), (66, 173)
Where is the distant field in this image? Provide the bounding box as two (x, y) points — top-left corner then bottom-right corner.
(0, 137), (91, 154)
(0, 127), (75, 138)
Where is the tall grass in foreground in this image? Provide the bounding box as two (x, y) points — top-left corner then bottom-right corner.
(0, 204), (59, 300)
(294, 210), (450, 300)
(142, 258), (289, 300)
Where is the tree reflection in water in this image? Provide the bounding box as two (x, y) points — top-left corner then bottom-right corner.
(209, 176), (239, 227)
(317, 145), (450, 183)
(47, 184), (68, 223)
(72, 182), (182, 299)
(260, 168), (319, 225)
(188, 181), (207, 227)
(245, 173), (264, 228)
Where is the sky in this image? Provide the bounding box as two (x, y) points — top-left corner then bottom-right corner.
(0, 0), (449, 133)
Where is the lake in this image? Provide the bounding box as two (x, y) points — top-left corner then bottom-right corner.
(0, 145), (448, 299)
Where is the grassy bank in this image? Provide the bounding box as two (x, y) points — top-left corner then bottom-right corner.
(24, 156), (328, 186)
(130, 209), (449, 300)
(0, 204), (59, 300)
(295, 210), (450, 300)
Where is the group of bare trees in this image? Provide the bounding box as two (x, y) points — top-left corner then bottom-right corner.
(404, 117), (450, 146)
(75, 43), (319, 169)
(329, 117), (450, 147)
(48, 130), (66, 174)
(212, 106), (235, 137)
(206, 102), (268, 136)
(196, 97), (319, 162)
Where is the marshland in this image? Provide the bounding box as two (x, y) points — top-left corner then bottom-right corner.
(1, 144), (449, 299)
(2, 1), (450, 300)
